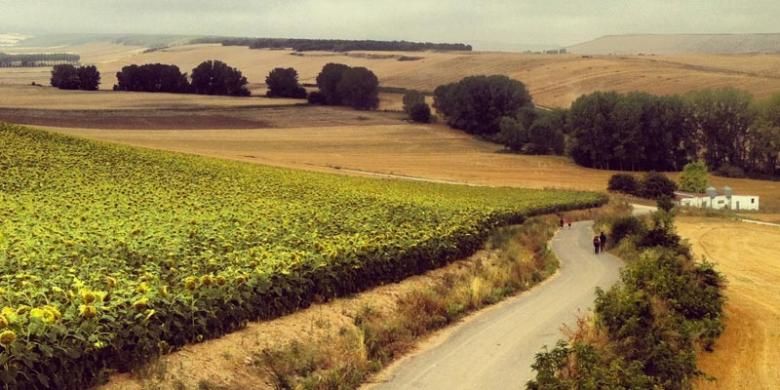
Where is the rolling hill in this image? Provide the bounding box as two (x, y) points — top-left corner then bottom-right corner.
(569, 33), (780, 55)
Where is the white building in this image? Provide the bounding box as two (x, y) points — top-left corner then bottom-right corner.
(677, 186), (760, 211)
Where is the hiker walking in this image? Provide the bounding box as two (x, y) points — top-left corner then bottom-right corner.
(599, 231), (607, 253)
(559, 216), (564, 229)
(593, 235), (600, 254)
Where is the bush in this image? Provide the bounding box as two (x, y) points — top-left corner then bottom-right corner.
(639, 172), (678, 199)
(307, 91), (326, 105)
(402, 90), (426, 114)
(433, 75), (533, 135)
(408, 103), (431, 123)
(190, 60), (250, 97)
(610, 216), (646, 244)
(265, 67), (307, 99)
(608, 174), (640, 195)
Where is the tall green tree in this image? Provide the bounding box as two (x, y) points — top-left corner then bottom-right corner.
(76, 65), (101, 91)
(50, 64), (80, 90)
(679, 161), (709, 193)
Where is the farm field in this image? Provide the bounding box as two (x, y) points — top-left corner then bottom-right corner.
(48, 124), (780, 213)
(677, 218), (780, 390)
(0, 124), (604, 388)
(5, 41), (780, 107)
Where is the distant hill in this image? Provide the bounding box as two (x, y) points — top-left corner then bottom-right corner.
(569, 34), (780, 55)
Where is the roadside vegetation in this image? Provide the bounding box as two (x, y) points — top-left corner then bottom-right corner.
(527, 202), (725, 389)
(0, 124), (604, 389)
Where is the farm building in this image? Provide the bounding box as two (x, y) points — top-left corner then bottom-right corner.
(677, 186), (760, 211)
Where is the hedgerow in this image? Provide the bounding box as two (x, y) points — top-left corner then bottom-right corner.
(0, 124), (605, 389)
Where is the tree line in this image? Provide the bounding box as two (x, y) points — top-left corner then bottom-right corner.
(1, 52), (79, 68)
(194, 37), (472, 52)
(430, 75), (779, 177)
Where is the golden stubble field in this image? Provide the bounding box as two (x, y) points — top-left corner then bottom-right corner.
(47, 124), (780, 213)
(5, 42), (780, 107)
(677, 218), (780, 390)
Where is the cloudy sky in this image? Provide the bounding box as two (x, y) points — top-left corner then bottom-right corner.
(1, 0), (779, 49)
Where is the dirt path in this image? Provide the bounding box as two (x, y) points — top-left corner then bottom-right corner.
(366, 221), (623, 390)
(677, 218), (780, 390)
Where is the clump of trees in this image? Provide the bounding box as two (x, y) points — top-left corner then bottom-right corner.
(265, 67), (307, 98)
(113, 60), (250, 97)
(313, 63), (379, 110)
(497, 108), (566, 155)
(568, 89), (780, 177)
(50, 64), (100, 90)
(190, 60), (250, 96)
(402, 90), (431, 123)
(607, 172), (678, 200)
(115, 64), (190, 93)
(195, 37), (472, 52)
(2, 53), (79, 67)
(433, 75), (534, 135)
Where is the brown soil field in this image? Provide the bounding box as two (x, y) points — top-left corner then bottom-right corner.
(4, 42), (780, 107)
(47, 124), (780, 212)
(677, 218), (780, 390)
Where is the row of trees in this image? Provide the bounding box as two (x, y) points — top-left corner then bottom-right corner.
(114, 60), (249, 96)
(568, 89), (780, 176)
(196, 37), (472, 52)
(50, 64), (100, 90)
(1, 52), (79, 67)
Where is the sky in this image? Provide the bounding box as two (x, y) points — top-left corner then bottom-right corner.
(1, 0), (779, 50)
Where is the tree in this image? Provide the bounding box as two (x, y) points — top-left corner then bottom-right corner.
(402, 90), (426, 114)
(527, 116), (565, 155)
(640, 172), (678, 200)
(408, 102), (432, 123)
(335, 67), (379, 110)
(50, 64), (80, 90)
(679, 161), (709, 193)
(315, 63), (351, 105)
(433, 75), (533, 135)
(190, 60), (250, 97)
(76, 65), (100, 91)
(265, 67), (307, 98)
(497, 116), (528, 152)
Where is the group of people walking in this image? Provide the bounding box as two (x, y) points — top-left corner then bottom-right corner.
(558, 216), (608, 254)
(593, 231), (607, 254)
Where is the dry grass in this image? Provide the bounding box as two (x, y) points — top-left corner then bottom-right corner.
(47, 124), (780, 212)
(5, 42), (780, 108)
(676, 218), (780, 390)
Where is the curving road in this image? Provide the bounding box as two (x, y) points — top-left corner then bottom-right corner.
(369, 221), (624, 390)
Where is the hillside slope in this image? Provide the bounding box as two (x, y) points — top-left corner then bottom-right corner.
(569, 33), (780, 55)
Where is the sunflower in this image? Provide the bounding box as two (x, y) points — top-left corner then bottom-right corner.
(80, 289), (97, 304)
(183, 276), (198, 291)
(29, 308), (56, 324)
(0, 330), (16, 347)
(132, 297), (149, 311)
(79, 305), (98, 319)
(0, 315), (7, 329)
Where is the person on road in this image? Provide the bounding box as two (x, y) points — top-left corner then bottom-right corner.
(559, 217), (564, 229)
(599, 231), (607, 253)
(593, 235), (600, 254)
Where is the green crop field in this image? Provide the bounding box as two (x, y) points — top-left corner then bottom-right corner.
(0, 124), (605, 389)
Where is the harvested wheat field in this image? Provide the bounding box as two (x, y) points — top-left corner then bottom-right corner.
(47, 124), (780, 212)
(676, 218), (780, 390)
(5, 42), (780, 107)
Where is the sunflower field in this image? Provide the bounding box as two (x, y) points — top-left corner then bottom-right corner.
(0, 124), (605, 389)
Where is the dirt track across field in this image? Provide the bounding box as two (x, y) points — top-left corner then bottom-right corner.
(367, 221), (623, 390)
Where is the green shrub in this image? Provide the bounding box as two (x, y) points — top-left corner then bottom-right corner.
(408, 103), (432, 123)
(610, 216), (646, 244)
(640, 172), (678, 199)
(608, 173), (640, 195)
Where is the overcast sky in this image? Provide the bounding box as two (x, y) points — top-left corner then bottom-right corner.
(1, 0), (779, 49)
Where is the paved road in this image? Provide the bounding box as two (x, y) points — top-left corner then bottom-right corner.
(371, 221), (624, 390)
